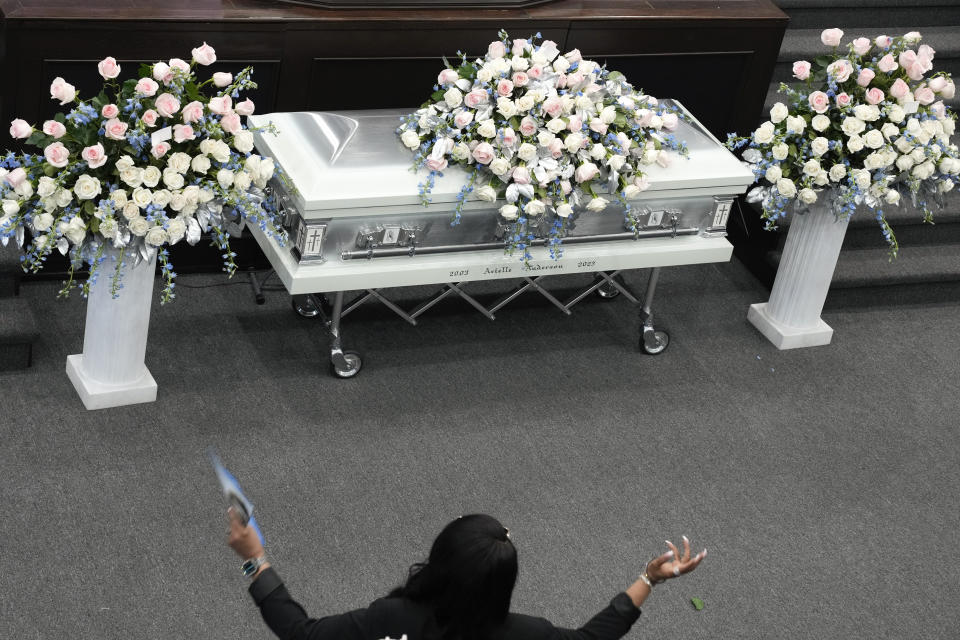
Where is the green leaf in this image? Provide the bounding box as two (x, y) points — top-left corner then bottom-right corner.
(26, 131), (48, 147)
(54, 112), (67, 124)
(185, 82), (201, 103)
(691, 597), (704, 610)
(431, 89), (446, 102)
(121, 78), (138, 97)
(89, 217), (101, 234)
(139, 63), (154, 78)
(788, 144), (798, 158)
(83, 200), (96, 216)
(814, 56), (832, 68)
(607, 71), (625, 82)
(459, 63), (476, 81)
(44, 164), (57, 177)
(509, 116), (521, 131)
(614, 114), (628, 128)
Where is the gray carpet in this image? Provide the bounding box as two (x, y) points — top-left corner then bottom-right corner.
(1, 257), (958, 640)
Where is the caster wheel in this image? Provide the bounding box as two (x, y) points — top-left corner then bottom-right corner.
(330, 351), (363, 378)
(640, 330), (669, 355)
(597, 281), (621, 299)
(292, 295), (321, 318)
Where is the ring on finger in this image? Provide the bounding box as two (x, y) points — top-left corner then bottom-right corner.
(673, 565), (681, 577)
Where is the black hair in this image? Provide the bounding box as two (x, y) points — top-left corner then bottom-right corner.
(388, 514), (518, 640)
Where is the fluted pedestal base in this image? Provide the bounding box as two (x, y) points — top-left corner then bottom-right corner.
(748, 302), (834, 349)
(66, 354), (157, 410)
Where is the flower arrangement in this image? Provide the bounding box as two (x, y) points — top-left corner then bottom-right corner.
(0, 42), (287, 302)
(397, 30), (688, 261)
(726, 30), (958, 257)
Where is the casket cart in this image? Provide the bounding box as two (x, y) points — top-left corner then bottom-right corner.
(247, 104), (753, 377)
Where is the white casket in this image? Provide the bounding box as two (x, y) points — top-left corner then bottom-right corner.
(246, 103), (753, 376)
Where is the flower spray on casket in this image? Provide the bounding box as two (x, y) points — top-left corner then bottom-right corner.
(0, 43), (288, 303)
(397, 30), (689, 262)
(726, 29), (959, 258)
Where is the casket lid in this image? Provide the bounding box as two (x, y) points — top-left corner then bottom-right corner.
(248, 102), (753, 214)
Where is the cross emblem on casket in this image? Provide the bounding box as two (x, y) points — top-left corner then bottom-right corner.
(305, 227), (324, 254)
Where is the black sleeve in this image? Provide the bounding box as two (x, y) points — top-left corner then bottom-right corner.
(549, 593), (641, 640)
(247, 567), (369, 640)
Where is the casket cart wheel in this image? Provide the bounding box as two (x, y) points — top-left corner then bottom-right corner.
(640, 329), (670, 355)
(596, 281), (621, 299)
(330, 351), (363, 379)
(292, 294), (326, 318)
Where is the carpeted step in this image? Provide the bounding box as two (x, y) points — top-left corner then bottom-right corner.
(1, 247), (23, 297)
(775, 0), (960, 29)
(0, 297), (40, 370)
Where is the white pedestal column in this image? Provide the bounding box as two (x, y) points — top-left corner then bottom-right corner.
(66, 247), (158, 409)
(748, 205), (850, 349)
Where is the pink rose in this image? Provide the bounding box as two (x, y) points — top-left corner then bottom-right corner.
(928, 76), (947, 92)
(889, 78), (909, 99)
(44, 141), (70, 168)
(426, 157), (448, 172)
(914, 87), (935, 105)
(942, 81), (956, 99)
(588, 119), (607, 135)
(555, 73), (567, 89)
(213, 72), (233, 88)
(487, 40), (506, 59)
(512, 71), (529, 87)
(153, 62), (173, 84)
(575, 162), (599, 183)
(899, 50), (917, 68)
(907, 62), (926, 82)
(235, 99), (255, 117)
(472, 142), (494, 164)
(173, 124), (196, 142)
(220, 111), (242, 134)
(42, 120), (66, 138)
(97, 56), (121, 80)
(918, 44), (936, 60)
(661, 113), (679, 131)
(827, 59), (852, 83)
(634, 175), (650, 192)
(877, 54), (898, 73)
(548, 139), (564, 158)
(154, 93), (181, 118)
(9, 118), (32, 139)
(566, 72), (585, 89)
(101, 103), (119, 119)
(542, 97), (563, 118)
(437, 69), (458, 86)
(496, 79), (514, 97)
(560, 179), (572, 195)
(835, 92), (852, 107)
(141, 109), (159, 127)
(567, 115), (582, 132)
(49, 77), (76, 105)
(528, 65), (543, 80)
(851, 38), (871, 56)
(191, 42), (217, 66)
(930, 101), (946, 119)
(821, 28), (844, 47)
(5, 167), (26, 188)
(501, 127), (517, 147)
(519, 116), (537, 137)
(81, 143), (107, 169)
(208, 96), (232, 116)
(168, 58), (190, 74)
(104, 118), (129, 140)
(808, 91), (830, 113)
(454, 111), (474, 129)
(511, 166), (531, 185)
(875, 35), (892, 48)
(635, 109), (653, 126)
(857, 68), (875, 87)
(865, 88), (885, 105)
(512, 39), (528, 55)
(565, 48), (582, 64)
(135, 77), (159, 97)
(181, 100), (204, 124)
(792, 60), (811, 80)
(464, 89), (487, 108)
(151, 141), (170, 159)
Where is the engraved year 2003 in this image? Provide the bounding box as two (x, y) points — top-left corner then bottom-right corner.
(449, 269), (469, 278)
(577, 260), (596, 268)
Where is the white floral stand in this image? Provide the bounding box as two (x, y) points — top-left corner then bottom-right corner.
(748, 204), (851, 349)
(66, 247), (158, 409)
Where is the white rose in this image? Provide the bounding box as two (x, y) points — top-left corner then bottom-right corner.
(786, 116), (806, 134)
(829, 164), (847, 182)
(622, 184), (641, 199)
(939, 180), (955, 193)
(132, 187), (153, 209)
(244, 155), (261, 174)
(803, 159), (821, 176)
(452, 143), (470, 162)
(772, 144), (789, 161)
(896, 154), (915, 171)
(863, 129), (884, 149)
(489, 158), (511, 176)
(62, 216), (86, 245)
(903, 31), (921, 44)
(556, 203), (573, 218)
(575, 95), (594, 112)
(198, 188), (215, 204)
(120, 201), (139, 220)
(516, 96), (535, 113)
(814, 170), (830, 186)
(234, 171), (252, 192)
(215, 140), (233, 163)
(517, 143), (537, 163)
(183, 185), (200, 204)
(608, 155), (626, 172)
(885, 189), (901, 205)
(880, 123), (900, 140)
(145, 226), (167, 246)
(910, 147), (926, 163)
(854, 169), (871, 189)
(165, 217), (186, 245)
(233, 131), (254, 154)
(798, 188), (817, 205)
(769, 102), (789, 124)
(258, 157), (275, 183)
(943, 120), (955, 136)
(810, 137), (830, 156)
(847, 135), (865, 153)
(98, 218), (117, 239)
(168, 192), (187, 212)
(37, 176), (57, 198)
(142, 165), (162, 188)
(152, 189), (172, 207)
(217, 168), (235, 189)
(765, 165), (782, 183)
(641, 150), (660, 164)
(599, 106), (617, 125)
(649, 115), (663, 130)
(199, 139), (217, 156)
(192, 154), (212, 174)
(500, 204), (518, 220)
(537, 131), (555, 147)
(444, 87), (463, 108)
(497, 98), (517, 118)
(854, 105), (880, 122)
(475, 185), (497, 202)
(887, 104), (905, 124)
(73, 174), (101, 201)
(477, 67), (493, 83)
(841, 117), (866, 136)
(894, 137), (914, 154)
(55, 188), (72, 208)
(553, 56), (570, 73)
(162, 169), (185, 190)
(115, 155), (135, 172)
(33, 211), (53, 232)
(167, 152), (191, 174)
(511, 55), (529, 71)
(546, 118), (566, 134)
(812, 114), (830, 132)
(586, 197), (609, 212)
(776, 178), (796, 198)
(752, 122), (775, 144)
(127, 216), (149, 237)
(526, 199), (546, 216)
(476, 119), (497, 139)
(586, 141), (604, 158)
